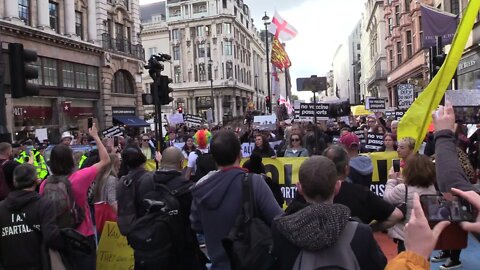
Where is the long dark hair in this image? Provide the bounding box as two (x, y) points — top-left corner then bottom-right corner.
(182, 136), (196, 155)
(50, 145), (75, 176)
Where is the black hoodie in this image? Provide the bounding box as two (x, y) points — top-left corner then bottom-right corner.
(0, 190), (64, 270)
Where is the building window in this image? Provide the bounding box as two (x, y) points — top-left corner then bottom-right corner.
(396, 41), (402, 65)
(406, 30), (413, 58)
(62, 63), (75, 88)
(216, 23), (222, 35)
(193, 3), (207, 14)
(49, 2), (59, 32)
(75, 64), (87, 89)
(43, 58), (58, 86)
(87, 66), (99, 90)
(226, 61), (233, 79)
(196, 26), (205, 37)
(112, 70), (134, 94)
(199, 63), (206, 81)
(18, 0), (30, 25)
(174, 66), (181, 83)
(388, 18), (393, 35)
(405, 0), (411, 12)
(75, 12), (83, 38)
(173, 46), (180, 60)
(395, 6), (400, 26)
(224, 41), (233, 56)
(224, 23), (232, 34)
(222, 0), (227, 8)
(197, 43), (206, 58)
(172, 29), (180, 40)
(450, 0), (459, 15)
(148, 47), (157, 58)
(31, 58), (42, 85)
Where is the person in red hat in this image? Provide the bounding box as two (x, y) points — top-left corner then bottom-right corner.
(339, 132), (373, 190)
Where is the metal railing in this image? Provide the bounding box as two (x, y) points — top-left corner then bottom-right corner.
(101, 33), (144, 60)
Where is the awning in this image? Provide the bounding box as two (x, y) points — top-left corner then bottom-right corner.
(113, 116), (150, 127)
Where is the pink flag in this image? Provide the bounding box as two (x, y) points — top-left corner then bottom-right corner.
(268, 11), (298, 41)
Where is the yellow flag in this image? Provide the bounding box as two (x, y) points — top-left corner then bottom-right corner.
(397, 0), (480, 151)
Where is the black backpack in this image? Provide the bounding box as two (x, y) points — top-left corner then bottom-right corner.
(126, 173), (193, 267)
(193, 150), (217, 182)
(42, 175), (85, 229)
(222, 173), (277, 270)
(116, 170), (148, 236)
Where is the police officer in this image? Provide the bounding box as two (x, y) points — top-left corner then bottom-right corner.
(32, 144), (48, 180)
(14, 139), (31, 164)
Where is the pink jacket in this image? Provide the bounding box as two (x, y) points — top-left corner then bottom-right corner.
(40, 166), (98, 236)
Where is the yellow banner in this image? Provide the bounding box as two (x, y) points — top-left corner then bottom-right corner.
(96, 221), (134, 270)
(398, 1), (480, 151)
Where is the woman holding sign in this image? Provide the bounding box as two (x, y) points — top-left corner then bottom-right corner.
(284, 133), (309, 157)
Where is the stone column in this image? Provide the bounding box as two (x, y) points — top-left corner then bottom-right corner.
(232, 94), (237, 117)
(218, 95), (223, 123)
(87, 0), (97, 42)
(5, 0), (19, 20)
(64, 0), (76, 36)
(37, 0), (49, 29)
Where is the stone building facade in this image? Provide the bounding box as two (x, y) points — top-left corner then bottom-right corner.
(0, 0), (145, 142)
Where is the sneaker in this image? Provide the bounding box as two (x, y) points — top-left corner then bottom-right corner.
(439, 259), (462, 270)
(199, 243), (206, 248)
(431, 251), (450, 262)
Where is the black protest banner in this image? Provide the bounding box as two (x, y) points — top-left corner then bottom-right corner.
(397, 84), (414, 109)
(385, 109), (406, 121)
(365, 132), (384, 151)
(366, 98), (386, 111)
(299, 103), (329, 118)
(354, 129), (366, 144)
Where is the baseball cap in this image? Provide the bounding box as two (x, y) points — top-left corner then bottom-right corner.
(339, 132), (360, 149)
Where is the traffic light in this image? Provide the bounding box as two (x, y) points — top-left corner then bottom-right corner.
(178, 106), (183, 113)
(159, 75), (173, 105)
(265, 96), (271, 110)
(9, 43), (39, 98)
(432, 53), (446, 78)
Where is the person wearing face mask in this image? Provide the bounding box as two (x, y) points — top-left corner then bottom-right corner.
(0, 143), (21, 200)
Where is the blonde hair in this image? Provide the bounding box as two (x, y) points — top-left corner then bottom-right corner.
(398, 137), (416, 150)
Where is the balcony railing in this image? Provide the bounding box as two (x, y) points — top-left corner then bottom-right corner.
(368, 66), (388, 87)
(101, 33), (144, 60)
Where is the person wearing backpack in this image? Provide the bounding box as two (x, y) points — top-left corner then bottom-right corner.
(39, 123), (110, 269)
(190, 130), (283, 270)
(126, 147), (208, 270)
(272, 155), (387, 270)
(0, 164), (65, 270)
(185, 129), (216, 182)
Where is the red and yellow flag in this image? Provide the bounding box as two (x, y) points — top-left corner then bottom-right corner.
(271, 36), (291, 71)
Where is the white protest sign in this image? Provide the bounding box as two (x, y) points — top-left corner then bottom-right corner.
(35, 128), (48, 142)
(397, 84), (414, 109)
(168, 113), (184, 124)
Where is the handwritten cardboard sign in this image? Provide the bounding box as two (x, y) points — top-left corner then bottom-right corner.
(96, 221), (134, 270)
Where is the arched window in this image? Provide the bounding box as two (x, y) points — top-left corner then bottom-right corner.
(112, 70), (134, 94)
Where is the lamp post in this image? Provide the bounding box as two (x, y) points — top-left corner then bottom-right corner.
(262, 12), (271, 114)
(208, 58), (215, 123)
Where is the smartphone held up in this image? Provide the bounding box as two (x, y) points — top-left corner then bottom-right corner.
(420, 193), (476, 223)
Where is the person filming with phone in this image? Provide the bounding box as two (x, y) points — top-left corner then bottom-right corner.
(386, 103), (480, 269)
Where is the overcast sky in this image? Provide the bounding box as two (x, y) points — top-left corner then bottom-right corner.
(138, 0), (365, 100)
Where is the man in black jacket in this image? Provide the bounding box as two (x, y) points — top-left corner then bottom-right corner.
(272, 156), (386, 270)
(0, 164), (64, 270)
(136, 147), (207, 270)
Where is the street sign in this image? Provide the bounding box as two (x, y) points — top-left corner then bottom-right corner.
(296, 76), (327, 92)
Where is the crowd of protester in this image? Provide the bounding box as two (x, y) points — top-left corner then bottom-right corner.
(0, 106), (479, 269)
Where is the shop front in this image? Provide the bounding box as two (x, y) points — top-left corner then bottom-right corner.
(457, 49), (480, 90)
(13, 98), (96, 143)
(112, 107), (149, 137)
